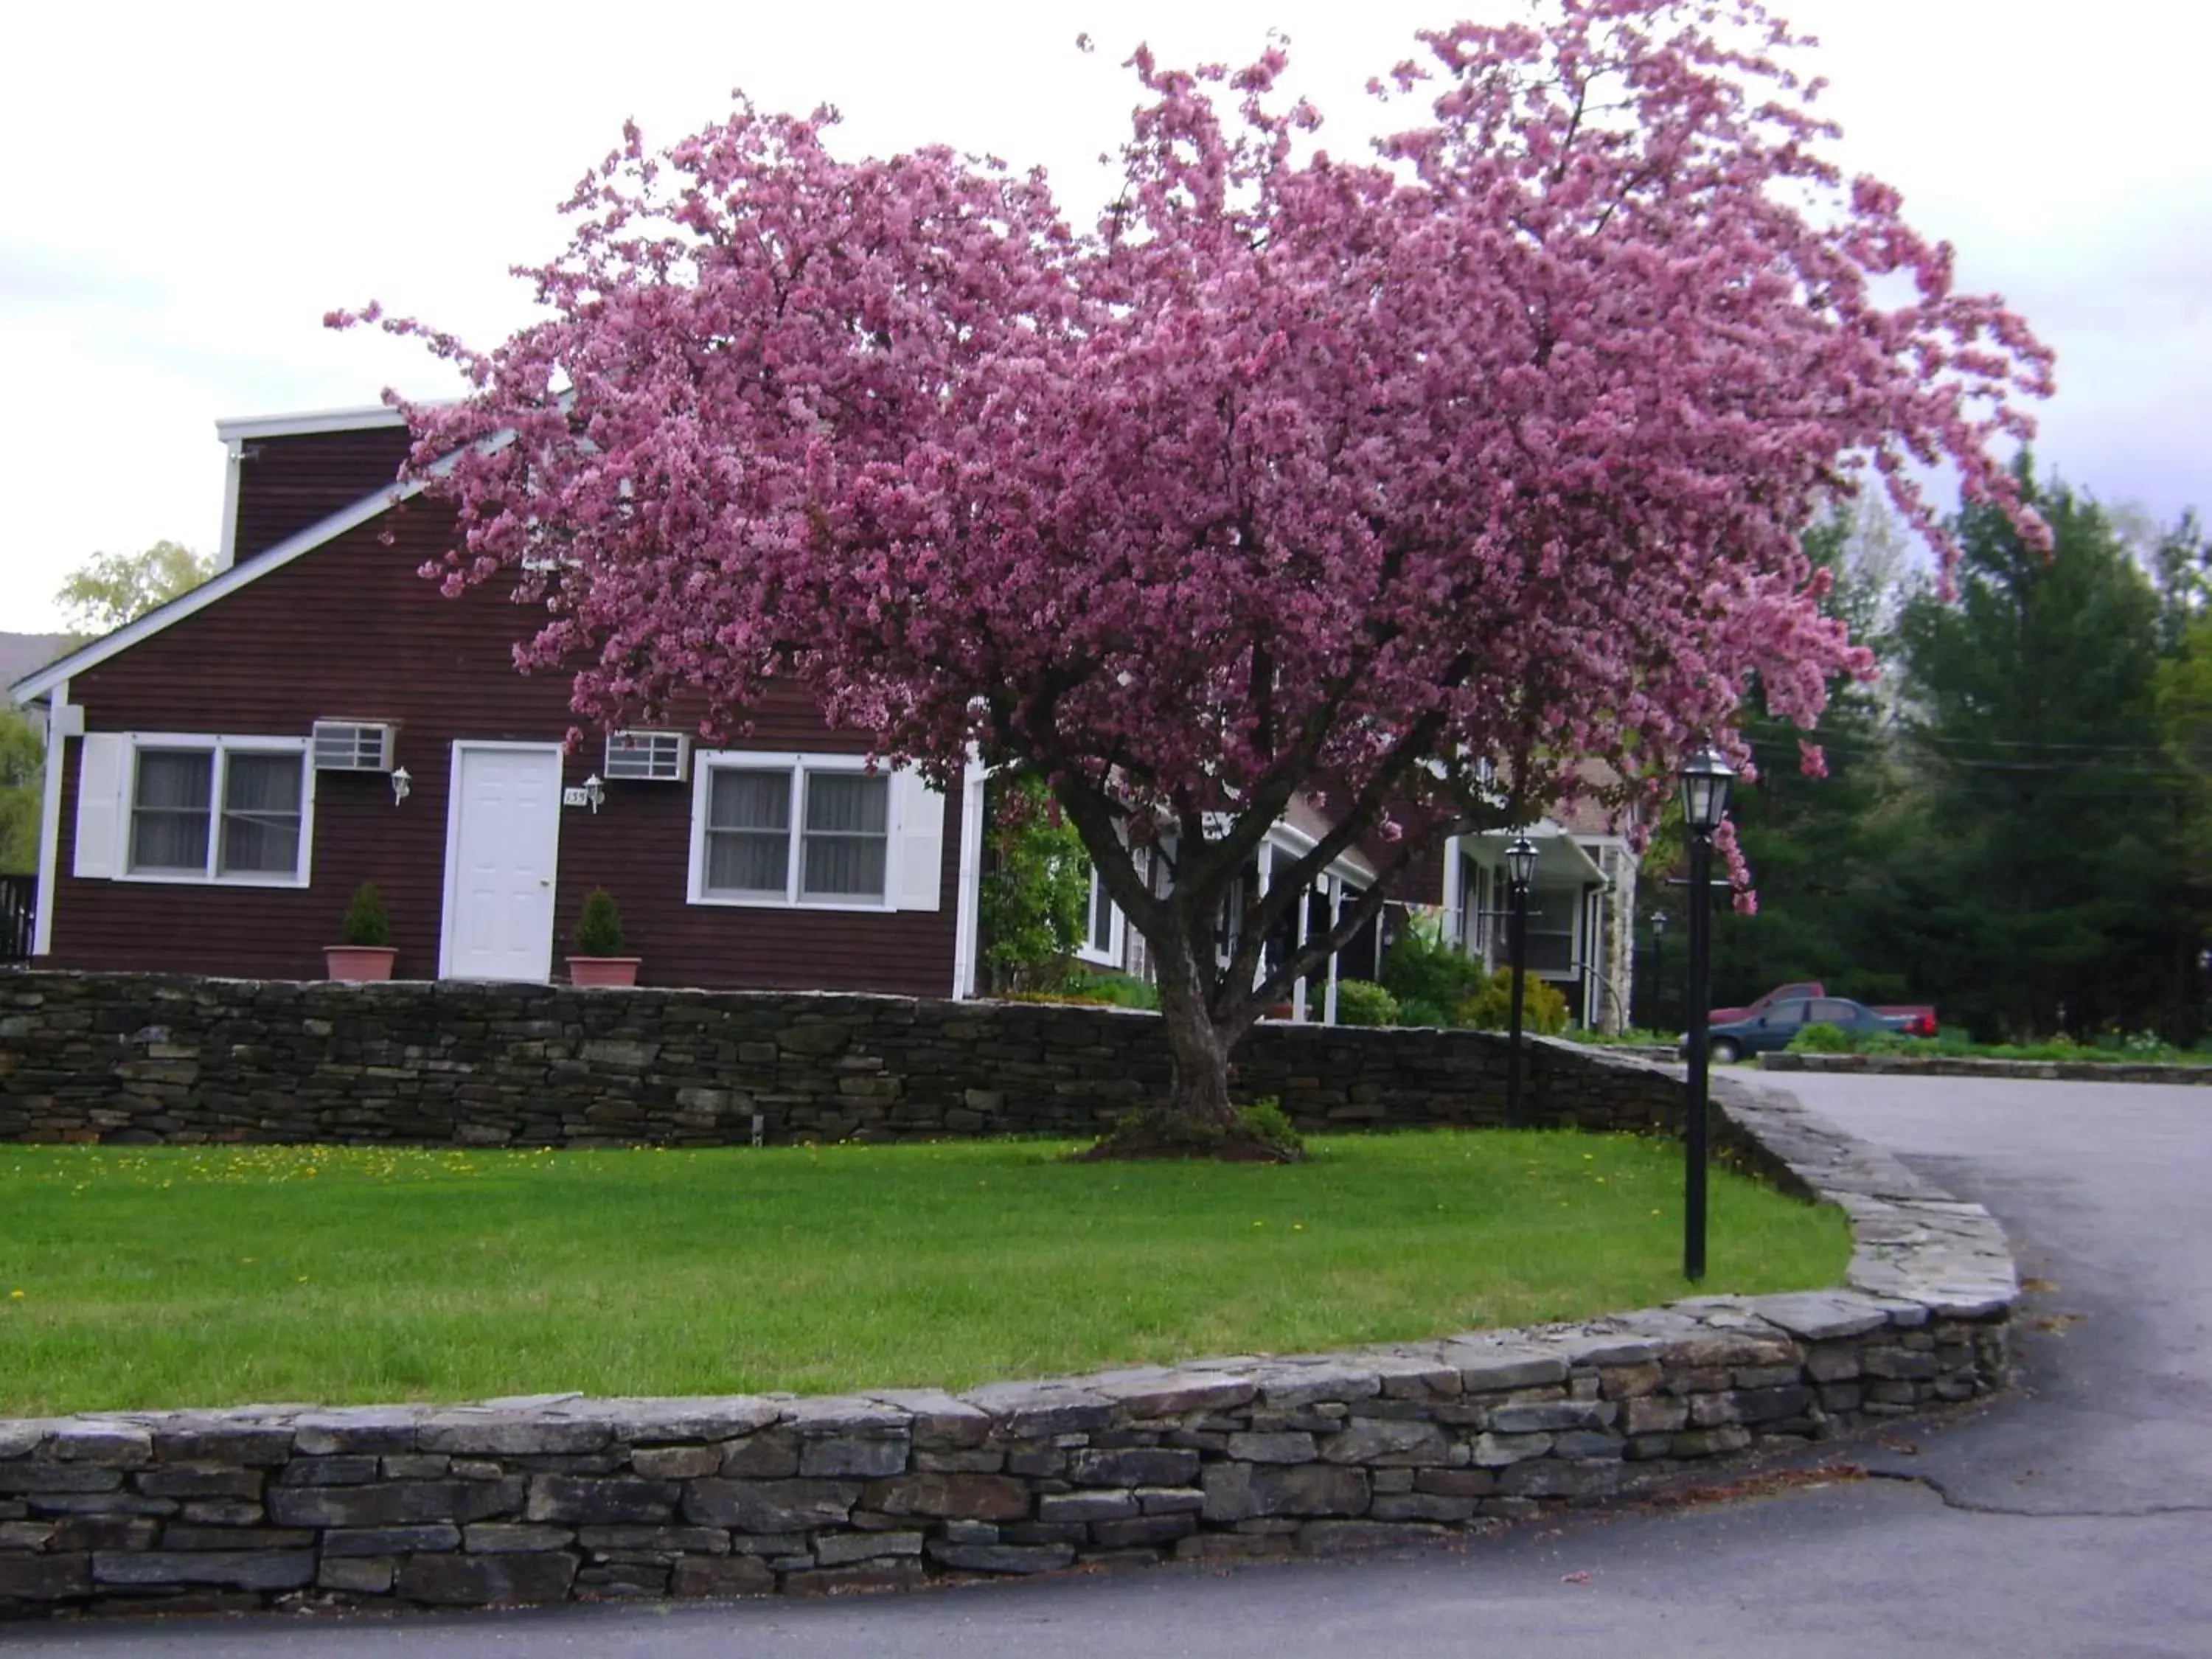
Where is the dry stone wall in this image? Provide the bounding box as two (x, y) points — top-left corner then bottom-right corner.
(0, 973), (2020, 1620)
(1, 972), (1700, 1148)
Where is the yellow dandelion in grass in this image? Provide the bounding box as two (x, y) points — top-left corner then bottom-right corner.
(9, 1290), (22, 1299)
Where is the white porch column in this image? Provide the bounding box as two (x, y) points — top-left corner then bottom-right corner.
(1324, 875), (1343, 1026)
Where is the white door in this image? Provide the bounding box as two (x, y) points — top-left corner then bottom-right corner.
(441, 744), (563, 981)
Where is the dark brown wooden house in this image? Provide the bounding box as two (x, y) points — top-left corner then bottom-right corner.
(8, 407), (983, 995)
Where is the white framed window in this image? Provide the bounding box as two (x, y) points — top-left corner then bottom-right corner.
(686, 751), (945, 912)
(74, 734), (313, 886)
(1077, 860), (1124, 967)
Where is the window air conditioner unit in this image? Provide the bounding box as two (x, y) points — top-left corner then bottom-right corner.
(311, 720), (396, 771)
(603, 728), (689, 782)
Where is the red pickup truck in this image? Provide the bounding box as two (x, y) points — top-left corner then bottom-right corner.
(1709, 981), (1938, 1038)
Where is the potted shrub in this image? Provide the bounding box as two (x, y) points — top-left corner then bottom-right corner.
(568, 888), (641, 987)
(324, 883), (397, 981)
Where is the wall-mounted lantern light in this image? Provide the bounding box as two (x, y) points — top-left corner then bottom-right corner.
(582, 773), (605, 814)
(389, 766), (411, 807)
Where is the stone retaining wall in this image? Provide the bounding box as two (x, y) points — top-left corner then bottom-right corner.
(0, 972), (1697, 1148)
(0, 1068), (2017, 1620)
(1762, 1051), (2212, 1085)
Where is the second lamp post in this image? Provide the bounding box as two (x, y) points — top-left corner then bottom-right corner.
(1679, 743), (1736, 1283)
(1503, 834), (1538, 1127)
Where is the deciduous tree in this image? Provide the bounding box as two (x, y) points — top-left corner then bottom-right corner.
(338, 0), (2049, 1152)
(55, 540), (214, 642)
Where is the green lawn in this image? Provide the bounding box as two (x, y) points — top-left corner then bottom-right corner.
(0, 1133), (1850, 1416)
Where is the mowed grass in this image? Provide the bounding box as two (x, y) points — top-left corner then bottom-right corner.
(0, 1133), (1850, 1416)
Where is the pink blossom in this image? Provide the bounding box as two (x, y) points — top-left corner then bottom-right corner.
(333, 0), (2049, 1088)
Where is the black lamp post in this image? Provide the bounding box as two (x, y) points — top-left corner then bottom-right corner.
(1680, 743), (1735, 1282)
(1503, 834), (1538, 1128)
(1649, 908), (1669, 1030)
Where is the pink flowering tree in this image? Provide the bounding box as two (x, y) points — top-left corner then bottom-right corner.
(338, 0), (2048, 1156)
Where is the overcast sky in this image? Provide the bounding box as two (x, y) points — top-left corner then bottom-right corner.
(3, 0), (2205, 636)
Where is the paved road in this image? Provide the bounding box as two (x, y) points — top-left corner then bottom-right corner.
(16, 1074), (2211, 1656)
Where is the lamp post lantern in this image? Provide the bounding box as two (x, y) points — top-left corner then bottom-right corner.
(1503, 835), (1539, 1128)
(1680, 743), (1735, 1283)
(1649, 907), (1669, 1030)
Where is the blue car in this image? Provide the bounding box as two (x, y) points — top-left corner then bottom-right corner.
(1686, 995), (1912, 1064)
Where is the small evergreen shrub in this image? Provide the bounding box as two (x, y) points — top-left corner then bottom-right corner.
(1396, 995), (1452, 1029)
(1463, 970), (1570, 1035)
(573, 888), (627, 956)
(339, 883), (390, 948)
(1333, 979), (1401, 1027)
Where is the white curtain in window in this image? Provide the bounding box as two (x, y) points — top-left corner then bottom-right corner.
(219, 754), (303, 875)
(131, 751), (212, 872)
(706, 769), (791, 893)
(801, 773), (888, 898)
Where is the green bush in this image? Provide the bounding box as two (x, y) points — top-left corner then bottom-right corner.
(573, 888), (626, 956)
(1380, 916), (1486, 1017)
(1236, 1098), (1306, 1158)
(1785, 1021), (1854, 1053)
(1022, 966), (1161, 1011)
(1462, 970), (1570, 1035)
(339, 883), (390, 949)
(1333, 979), (1401, 1027)
(978, 770), (1089, 993)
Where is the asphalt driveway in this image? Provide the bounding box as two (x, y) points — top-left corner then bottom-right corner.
(14, 1074), (2211, 1656)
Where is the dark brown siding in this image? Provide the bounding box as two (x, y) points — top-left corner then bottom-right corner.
(51, 500), (965, 998)
(232, 427), (415, 564)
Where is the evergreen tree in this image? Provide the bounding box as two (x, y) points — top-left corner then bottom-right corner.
(1892, 463), (2180, 1040)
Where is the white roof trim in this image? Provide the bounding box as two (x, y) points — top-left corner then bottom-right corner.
(215, 404), (409, 441)
(1265, 819), (1380, 886)
(1461, 822), (1607, 883)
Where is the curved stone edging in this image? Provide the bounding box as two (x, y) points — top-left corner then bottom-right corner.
(0, 1068), (2017, 1619)
(1761, 1051), (2212, 1085)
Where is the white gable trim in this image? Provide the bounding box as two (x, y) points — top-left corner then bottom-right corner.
(9, 423), (515, 709)
(214, 405), (408, 442)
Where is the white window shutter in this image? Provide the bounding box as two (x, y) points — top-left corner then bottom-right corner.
(894, 769), (946, 911)
(74, 733), (128, 879)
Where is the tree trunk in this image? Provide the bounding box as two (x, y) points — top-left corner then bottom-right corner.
(1080, 919), (1296, 1161)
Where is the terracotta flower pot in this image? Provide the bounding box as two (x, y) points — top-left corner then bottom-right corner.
(324, 945), (397, 982)
(569, 956), (641, 988)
